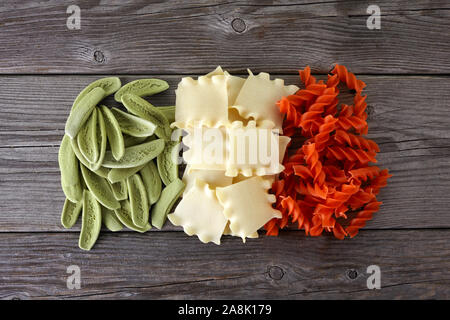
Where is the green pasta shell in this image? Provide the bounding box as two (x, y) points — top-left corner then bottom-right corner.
(77, 108), (99, 164)
(101, 105), (125, 161)
(121, 93), (172, 140)
(158, 106), (175, 123)
(110, 107), (156, 137)
(101, 206), (124, 232)
(102, 139), (165, 169)
(139, 160), (161, 205)
(151, 178), (185, 229)
(157, 140), (180, 186)
(127, 174), (149, 228)
(61, 198), (82, 229)
(114, 200), (151, 233)
(107, 164), (146, 184)
(80, 163), (120, 210)
(70, 137), (109, 178)
(65, 87), (105, 139)
(109, 180), (128, 201)
(114, 78), (169, 102)
(58, 135), (83, 203)
(72, 77), (121, 112)
(123, 134), (148, 147)
(90, 107), (108, 171)
(79, 190), (102, 251)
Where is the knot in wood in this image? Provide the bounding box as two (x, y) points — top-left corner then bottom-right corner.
(347, 269), (358, 280)
(93, 50), (105, 63)
(268, 265), (284, 280)
(231, 18), (246, 33)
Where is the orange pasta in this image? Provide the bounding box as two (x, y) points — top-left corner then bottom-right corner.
(265, 64), (391, 239)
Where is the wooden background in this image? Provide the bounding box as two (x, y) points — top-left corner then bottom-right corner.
(0, 0), (449, 299)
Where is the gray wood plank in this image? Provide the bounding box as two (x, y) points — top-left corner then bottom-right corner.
(0, 1), (448, 74)
(0, 230), (448, 299)
(1, 75), (449, 231)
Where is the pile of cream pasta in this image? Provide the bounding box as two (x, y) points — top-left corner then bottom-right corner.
(168, 67), (299, 244)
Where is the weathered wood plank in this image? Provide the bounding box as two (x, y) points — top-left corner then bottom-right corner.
(0, 230), (448, 299)
(0, 1), (448, 74)
(1, 75), (449, 135)
(1, 75), (449, 231)
(1, 142), (449, 232)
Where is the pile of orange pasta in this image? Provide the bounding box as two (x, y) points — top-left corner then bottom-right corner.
(265, 65), (391, 239)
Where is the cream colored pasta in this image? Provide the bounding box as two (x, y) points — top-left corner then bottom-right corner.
(223, 221), (258, 241)
(182, 165), (232, 193)
(206, 66), (246, 107)
(173, 75), (229, 128)
(216, 176), (281, 241)
(225, 120), (286, 177)
(182, 126), (228, 171)
(231, 71), (299, 131)
(168, 179), (228, 245)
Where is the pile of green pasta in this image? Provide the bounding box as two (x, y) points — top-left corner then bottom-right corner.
(59, 77), (185, 250)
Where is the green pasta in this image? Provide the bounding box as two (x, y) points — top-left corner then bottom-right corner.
(151, 178), (185, 229)
(107, 165), (146, 184)
(123, 134), (149, 148)
(114, 78), (169, 102)
(100, 105), (125, 161)
(59, 76), (181, 250)
(61, 198), (83, 229)
(139, 160), (161, 205)
(77, 109), (99, 164)
(127, 174), (149, 228)
(102, 139), (165, 169)
(65, 87), (105, 139)
(58, 135), (83, 203)
(114, 200), (151, 233)
(121, 93), (172, 140)
(79, 190), (102, 251)
(101, 206), (124, 232)
(89, 107), (107, 171)
(109, 179), (128, 201)
(72, 77), (121, 112)
(110, 107), (156, 137)
(158, 106), (175, 123)
(80, 163), (120, 210)
(157, 141), (180, 186)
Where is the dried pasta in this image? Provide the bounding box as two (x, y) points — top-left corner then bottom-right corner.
(231, 70), (299, 131)
(226, 120), (286, 177)
(168, 179), (228, 245)
(171, 67), (303, 244)
(267, 64), (391, 239)
(216, 176), (281, 241)
(173, 75), (229, 128)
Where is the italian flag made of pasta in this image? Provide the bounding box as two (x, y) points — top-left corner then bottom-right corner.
(170, 64), (391, 244)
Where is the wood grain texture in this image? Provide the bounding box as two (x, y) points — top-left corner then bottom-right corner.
(1, 75), (449, 231)
(0, 230), (448, 299)
(0, 1), (448, 74)
(0, 0), (449, 300)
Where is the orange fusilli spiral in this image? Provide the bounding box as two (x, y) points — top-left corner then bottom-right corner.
(345, 201), (382, 237)
(331, 64), (366, 93)
(267, 64), (390, 239)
